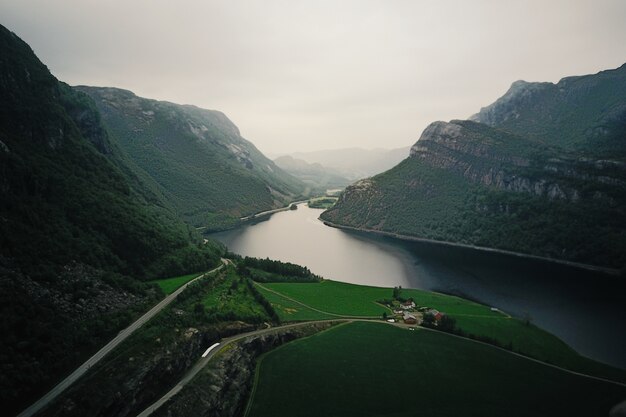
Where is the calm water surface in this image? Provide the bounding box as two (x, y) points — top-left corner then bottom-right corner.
(212, 205), (626, 369)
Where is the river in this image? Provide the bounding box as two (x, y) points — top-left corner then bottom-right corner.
(211, 204), (626, 369)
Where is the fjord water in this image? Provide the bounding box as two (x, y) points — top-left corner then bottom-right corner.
(212, 205), (626, 369)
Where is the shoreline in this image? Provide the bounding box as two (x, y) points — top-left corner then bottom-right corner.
(239, 200), (310, 222)
(321, 219), (621, 276)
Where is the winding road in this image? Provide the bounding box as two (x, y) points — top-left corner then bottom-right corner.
(16, 259), (228, 417)
(135, 319), (348, 417)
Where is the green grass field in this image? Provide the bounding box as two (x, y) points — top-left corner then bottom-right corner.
(256, 286), (334, 321)
(256, 280), (626, 383)
(262, 280), (500, 317)
(246, 322), (626, 417)
(149, 272), (203, 294)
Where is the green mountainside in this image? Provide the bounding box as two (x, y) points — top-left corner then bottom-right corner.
(273, 155), (351, 190)
(470, 64), (626, 154)
(322, 65), (626, 269)
(0, 24), (228, 413)
(76, 86), (307, 231)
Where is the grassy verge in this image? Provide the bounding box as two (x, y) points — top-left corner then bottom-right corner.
(246, 321), (626, 417)
(149, 272), (203, 294)
(255, 285), (335, 321)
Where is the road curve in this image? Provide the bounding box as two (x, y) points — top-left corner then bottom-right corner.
(135, 319), (349, 417)
(139, 314), (626, 417)
(16, 259), (228, 417)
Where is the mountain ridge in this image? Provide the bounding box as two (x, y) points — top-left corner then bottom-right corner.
(322, 63), (626, 269)
(76, 85), (307, 231)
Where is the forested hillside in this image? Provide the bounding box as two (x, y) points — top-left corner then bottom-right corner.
(77, 86), (307, 231)
(0, 24), (223, 414)
(322, 65), (626, 269)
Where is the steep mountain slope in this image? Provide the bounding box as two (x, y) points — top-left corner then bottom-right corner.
(471, 64), (626, 154)
(77, 87), (306, 230)
(0, 25), (223, 414)
(289, 146), (410, 180)
(274, 155), (351, 189)
(322, 65), (626, 269)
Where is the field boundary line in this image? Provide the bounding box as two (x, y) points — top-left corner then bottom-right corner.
(255, 282), (380, 319)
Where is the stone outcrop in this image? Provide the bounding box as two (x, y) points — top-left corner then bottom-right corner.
(153, 322), (337, 417)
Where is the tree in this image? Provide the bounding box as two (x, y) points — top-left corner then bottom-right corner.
(392, 286), (402, 300)
(382, 312), (388, 320)
(422, 312), (435, 327)
(439, 315), (456, 332)
(194, 303), (205, 315)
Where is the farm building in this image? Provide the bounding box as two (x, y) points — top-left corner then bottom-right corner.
(403, 312), (417, 324)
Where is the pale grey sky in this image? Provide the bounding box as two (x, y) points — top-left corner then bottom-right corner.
(2, 0), (625, 154)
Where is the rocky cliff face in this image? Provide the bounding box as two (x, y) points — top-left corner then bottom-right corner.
(409, 120), (625, 204)
(322, 63), (626, 268)
(152, 322), (337, 417)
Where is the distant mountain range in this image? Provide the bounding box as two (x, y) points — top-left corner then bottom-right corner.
(323, 64), (626, 269)
(273, 155), (352, 190)
(277, 146), (410, 181)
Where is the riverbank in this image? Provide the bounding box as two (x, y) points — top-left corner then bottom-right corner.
(240, 200), (309, 222)
(321, 220), (621, 276)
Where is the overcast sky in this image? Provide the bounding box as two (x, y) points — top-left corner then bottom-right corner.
(2, 0), (625, 154)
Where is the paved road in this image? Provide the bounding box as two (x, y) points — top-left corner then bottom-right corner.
(16, 259), (228, 417)
(135, 319), (348, 417)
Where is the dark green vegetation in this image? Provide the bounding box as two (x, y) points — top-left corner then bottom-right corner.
(78, 86), (306, 231)
(307, 196), (338, 209)
(151, 322), (338, 417)
(273, 155), (351, 190)
(255, 280), (626, 383)
(247, 322), (626, 417)
(0, 25), (231, 414)
(323, 64), (626, 269)
(39, 266), (276, 417)
(237, 256), (322, 283)
(149, 272), (203, 295)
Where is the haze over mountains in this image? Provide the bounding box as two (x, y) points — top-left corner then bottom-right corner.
(0, 24), (308, 414)
(273, 155), (352, 190)
(77, 86), (306, 231)
(323, 64), (626, 269)
(277, 146), (410, 181)
(2, 8), (626, 416)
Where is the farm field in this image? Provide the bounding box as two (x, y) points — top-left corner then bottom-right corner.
(262, 280), (498, 317)
(149, 272), (203, 294)
(257, 280), (626, 383)
(246, 322), (626, 417)
(255, 286), (334, 321)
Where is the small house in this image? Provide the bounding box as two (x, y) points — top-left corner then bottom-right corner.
(425, 309), (443, 321)
(403, 312), (417, 324)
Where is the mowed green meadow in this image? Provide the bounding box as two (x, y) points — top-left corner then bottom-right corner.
(256, 280), (626, 383)
(260, 280), (498, 317)
(246, 322), (626, 417)
(149, 272), (203, 294)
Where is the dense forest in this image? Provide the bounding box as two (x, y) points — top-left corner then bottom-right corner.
(236, 256), (322, 283)
(0, 24), (225, 414)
